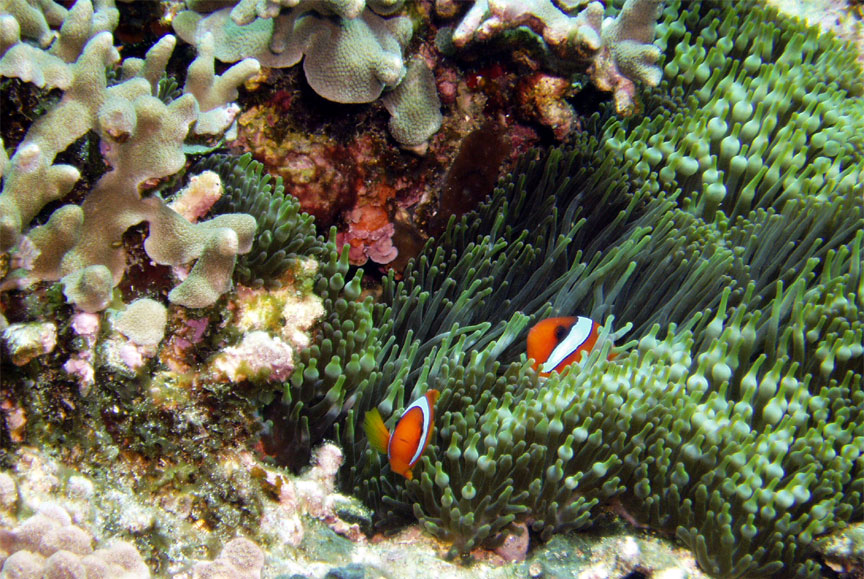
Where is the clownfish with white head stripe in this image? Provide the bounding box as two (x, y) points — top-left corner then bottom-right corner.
(527, 316), (612, 376)
(364, 390), (439, 480)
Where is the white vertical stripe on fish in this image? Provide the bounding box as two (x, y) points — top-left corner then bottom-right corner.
(541, 316), (593, 373)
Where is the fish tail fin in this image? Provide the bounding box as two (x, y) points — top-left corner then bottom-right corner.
(364, 408), (390, 454)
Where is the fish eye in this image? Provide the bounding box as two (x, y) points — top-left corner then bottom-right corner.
(554, 325), (568, 342)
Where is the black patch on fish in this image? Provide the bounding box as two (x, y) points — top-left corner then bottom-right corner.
(554, 324), (569, 343)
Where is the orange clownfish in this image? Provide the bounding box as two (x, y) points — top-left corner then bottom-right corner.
(527, 316), (609, 376)
(364, 390), (439, 480)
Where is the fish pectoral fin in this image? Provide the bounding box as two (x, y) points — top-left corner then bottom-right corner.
(363, 408), (391, 454)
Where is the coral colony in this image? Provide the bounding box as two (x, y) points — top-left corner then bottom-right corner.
(1, 0), (863, 577)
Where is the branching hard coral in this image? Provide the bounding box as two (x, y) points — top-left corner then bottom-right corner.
(171, 0), (443, 150)
(294, 8), (411, 104)
(383, 56), (443, 155)
(0, 0), (117, 83)
(591, 0), (664, 114)
(268, 0), (864, 574)
(172, 0), (410, 92)
(192, 152), (325, 289)
(0, 0), (260, 310)
(181, 32), (260, 135)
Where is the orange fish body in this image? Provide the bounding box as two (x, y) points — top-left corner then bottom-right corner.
(527, 316), (606, 376)
(364, 390), (439, 480)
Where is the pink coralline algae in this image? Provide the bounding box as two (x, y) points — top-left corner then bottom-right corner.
(211, 331), (294, 383)
(248, 443), (367, 547)
(492, 522), (530, 563)
(63, 312), (101, 394)
(163, 315), (210, 374)
(337, 204), (399, 266)
(62, 358), (95, 394)
(118, 341), (146, 372)
(233, 104), (439, 269)
(71, 312), (100, 337)
(168, 171), (224, 224)
(97, 313), (165, 377)
(234, 105), (361, 228)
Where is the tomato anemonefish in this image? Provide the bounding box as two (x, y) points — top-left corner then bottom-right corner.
(527, 316), (608, 376)
(363, 390), (440, 480)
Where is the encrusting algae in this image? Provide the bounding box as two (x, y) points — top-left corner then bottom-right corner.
(1, 0), (863, 577)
